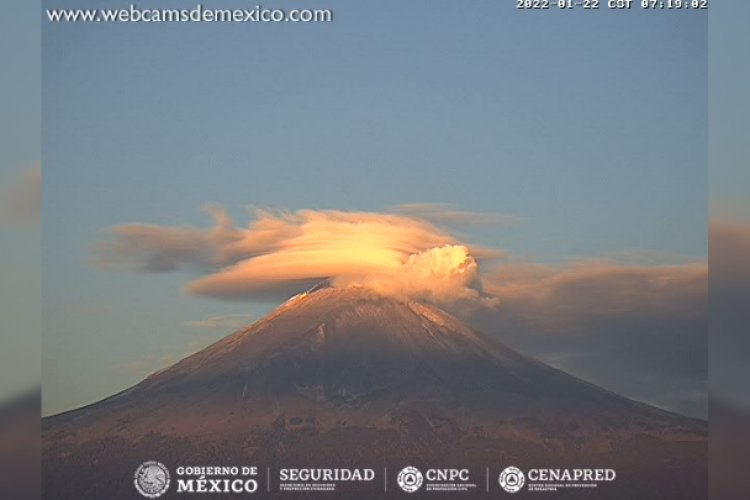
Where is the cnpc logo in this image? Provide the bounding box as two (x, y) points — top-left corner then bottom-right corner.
(397, 466), (472, 493)
(397, 466), (423, 493)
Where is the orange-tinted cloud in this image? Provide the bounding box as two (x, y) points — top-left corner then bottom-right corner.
(94, 207), (498, 305)
(481, 260), (706, 332)
(92, 205), (708, 417)
(469, 259), (707, 417)
(91, 204), (241, 272)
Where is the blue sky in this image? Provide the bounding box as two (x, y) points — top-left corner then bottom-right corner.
(42, 1), (707, 415)
(0, 0), (40, 401)
(710, 1), (750, 219)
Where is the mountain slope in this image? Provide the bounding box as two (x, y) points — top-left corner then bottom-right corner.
(43, 286), (706, 499)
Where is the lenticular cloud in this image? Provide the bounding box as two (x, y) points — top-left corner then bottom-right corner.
(93, 206), (492, 305)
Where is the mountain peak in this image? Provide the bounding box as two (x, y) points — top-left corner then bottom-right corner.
(44, 284), (706, 499)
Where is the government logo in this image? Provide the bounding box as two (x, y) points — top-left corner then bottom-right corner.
(498, 466), (525, 494)
(134, 460), (171, 498)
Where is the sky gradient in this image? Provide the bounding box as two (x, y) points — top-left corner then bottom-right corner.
(1, 0), (41, 401)
(43, 1), (707, 416)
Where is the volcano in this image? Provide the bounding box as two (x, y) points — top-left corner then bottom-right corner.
(43, 286), (706, 499)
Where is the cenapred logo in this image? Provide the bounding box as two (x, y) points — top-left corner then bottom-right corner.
(397, 466), (424, 493)
(134, 461), (171, 498)
(498, 466), (525, 494)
